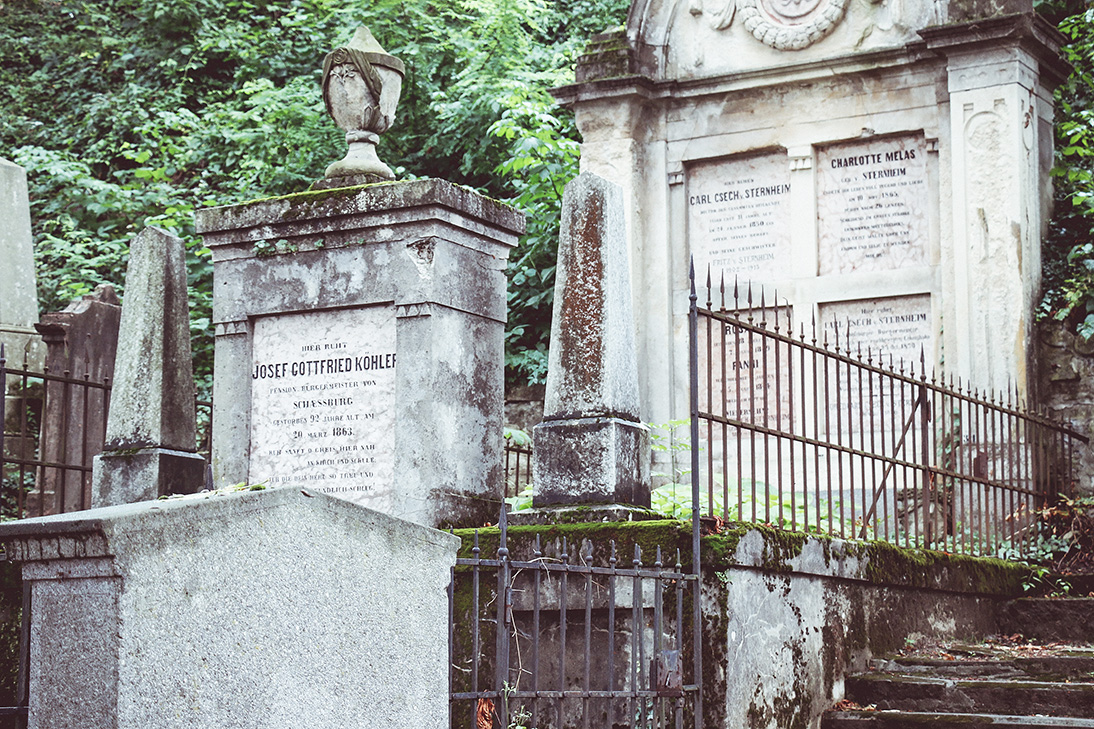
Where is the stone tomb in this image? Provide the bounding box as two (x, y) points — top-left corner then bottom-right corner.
(0, 487), (457, 729)
(195, 180), (523, 528)
(554, 3), (1066, 436)
(0, 158), (44, 371)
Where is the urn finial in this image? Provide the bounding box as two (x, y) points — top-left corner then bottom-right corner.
(320, 27), (405, 184)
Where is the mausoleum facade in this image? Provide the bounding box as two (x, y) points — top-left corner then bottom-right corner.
(553, 0), (1067, 428)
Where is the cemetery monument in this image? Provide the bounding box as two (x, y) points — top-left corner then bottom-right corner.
(531, 172), (651, 511)
(196, 27), (524, 528)
(0, 158), (44, 371)
(553, 0), (1066, 433)
(91, 227), (206, 506)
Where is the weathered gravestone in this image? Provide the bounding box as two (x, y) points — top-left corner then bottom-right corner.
(531, 172), (651, 512)
(33, 284), (121, 513)
(0, 487), (457, 729)
(553, 0), (1067, 428)
(92, 227), (205, 506)
(0, 158), (44, 372)
(195, 27), (524, 528)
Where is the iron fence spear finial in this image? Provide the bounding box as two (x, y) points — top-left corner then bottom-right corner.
(773, 289), (780, 333)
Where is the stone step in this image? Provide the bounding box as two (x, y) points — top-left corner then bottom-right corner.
(844, 675), (1094, 718)
(999, 600), (1094, 644)
(823, 710), (1094, 728)
(870, 656), (1094, 682)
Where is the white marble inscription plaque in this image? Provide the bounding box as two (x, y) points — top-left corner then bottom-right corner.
(817, 134), (928, 275)
(819, 295), (933, 437)
(249, 306), (396, 508)
(819, 295), (933, 368)
(698, 306), (794, 431)
(688, 152), (791, 285)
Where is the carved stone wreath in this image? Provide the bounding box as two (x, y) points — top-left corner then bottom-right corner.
(737, 0), (849, 50)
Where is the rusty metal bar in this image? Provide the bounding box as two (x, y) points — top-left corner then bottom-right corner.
(690, 280), (1085, 560)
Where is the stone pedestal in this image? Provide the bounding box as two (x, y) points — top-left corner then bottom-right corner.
(532, 417), (651, 506)
(93, 448), (207, 506)
(195, 179), (523, 528)
(0, 487), (458, 729)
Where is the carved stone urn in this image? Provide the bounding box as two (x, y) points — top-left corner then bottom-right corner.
(320, 27), (405, 184)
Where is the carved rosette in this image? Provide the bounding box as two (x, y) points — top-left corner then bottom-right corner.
(737, 0), (848, 50)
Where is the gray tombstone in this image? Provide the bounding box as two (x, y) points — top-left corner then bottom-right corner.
(0, 158), (43, 371)
(195, 180), (523, 528)
(33, 285), (121, 513)
(0, 487), (458, 729)
(92, 227), (205, 506)
(531, 172), (651, 509)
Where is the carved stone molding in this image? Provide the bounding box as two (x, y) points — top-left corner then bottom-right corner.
(738, 0), (848, 50)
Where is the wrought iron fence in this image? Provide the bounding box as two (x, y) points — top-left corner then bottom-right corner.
(1, 343), (212, 520)
(688, 266), (1089, 558)
(449, 508), (702, 729)
(503, 438), (533, 498)
(0, 342), (112, 518)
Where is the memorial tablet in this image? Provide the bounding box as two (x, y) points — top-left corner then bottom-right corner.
(699, 306), (794, 431)
(688, 152), (791, 285)
(819, 294), (933, 368)
(817, 134), (928, 275)
(819, 294), (933, 434)
(249, 306), (396, 508)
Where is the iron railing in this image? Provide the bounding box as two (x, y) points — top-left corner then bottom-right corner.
(449, 507), (702, 729)
(503, 438), (533, 498)
(0, 342), (111, 518)
(1, 343), (213, 519)
(688, 265), (1089, 558)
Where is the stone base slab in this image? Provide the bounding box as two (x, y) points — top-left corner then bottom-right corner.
(531, 417), (650, 508)
(92, 447), (206, 507)
(508, 503), (659, 525)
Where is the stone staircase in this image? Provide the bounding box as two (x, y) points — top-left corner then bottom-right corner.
(824, 606), (1094, 729)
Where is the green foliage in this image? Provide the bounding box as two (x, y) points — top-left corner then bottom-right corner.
(0, 0), (630, 393)
(492, 98), (581, 384)
(1039, 5), (1094, 337)
(1022, 564), (1073, 596)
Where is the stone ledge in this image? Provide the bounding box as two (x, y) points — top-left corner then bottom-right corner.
(452, 519), (1026, 596)
(0, 486), (459, 559)
(195, 178), (525, 238)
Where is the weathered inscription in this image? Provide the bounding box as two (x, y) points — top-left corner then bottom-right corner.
(817, 134), (928, 274)
(688, 153), (791, 285)
(698, 306), (794, 431)
(819, 295), (933, 436)
(249, 306), (396, 508)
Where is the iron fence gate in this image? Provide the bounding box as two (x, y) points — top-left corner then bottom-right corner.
(449, 508), (703, 729)
(687, 263), (1089, 558)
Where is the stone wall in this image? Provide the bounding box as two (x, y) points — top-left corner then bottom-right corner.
(1036, 319), (1094, 495)
(454, 519), (1027, 729)
(710, 527), (1022, 729)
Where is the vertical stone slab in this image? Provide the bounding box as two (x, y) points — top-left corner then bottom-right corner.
(92, 227), (205, 506)
(32, 285), (121, 512)
(195, 180), (522, 528)
(0, 488), (458, 729)
(0, 158), (43, 371)
(532, 172), (651, 508)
